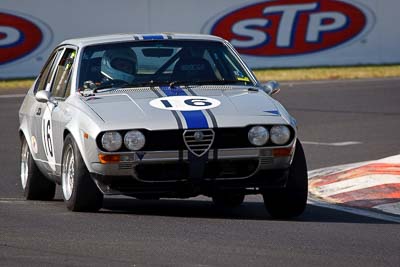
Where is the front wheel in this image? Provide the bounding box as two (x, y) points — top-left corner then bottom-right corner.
(61, 134), (103, 211)
(262, 140), (308, 219)
(20, 136), (55, 200)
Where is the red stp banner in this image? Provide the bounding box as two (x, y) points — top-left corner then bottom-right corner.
(207, 0), (374, 56)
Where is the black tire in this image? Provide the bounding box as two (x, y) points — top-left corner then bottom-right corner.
(20, 136), (56, 200)
(212, 192), (245, 208)
(262, 140), (308, 219)
(61, 134), (103, 212)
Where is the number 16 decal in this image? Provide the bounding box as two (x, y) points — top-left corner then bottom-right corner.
(150, 96), (220, 111)
(41, 104), (56, 171)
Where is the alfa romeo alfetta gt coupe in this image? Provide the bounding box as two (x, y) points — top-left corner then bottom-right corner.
(19, 33), (308, 218)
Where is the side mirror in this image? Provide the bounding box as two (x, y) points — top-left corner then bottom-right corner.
(262, 81), (280, 95)
(35, 90), (58, 106)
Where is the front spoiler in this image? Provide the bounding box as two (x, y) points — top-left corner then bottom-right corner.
(92, 168), (289, 198)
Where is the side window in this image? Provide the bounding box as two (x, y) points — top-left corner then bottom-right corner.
(35, 49), (63, 93)
(51, 49), (76, 98)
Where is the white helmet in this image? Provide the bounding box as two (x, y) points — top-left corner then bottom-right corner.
(101, 47), (137, 83)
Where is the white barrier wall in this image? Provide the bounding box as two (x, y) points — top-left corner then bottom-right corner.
(1, 0), (399, 78)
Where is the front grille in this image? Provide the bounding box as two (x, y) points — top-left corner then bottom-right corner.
(183, 129), (214, 157)
(212, 128), (251, 148)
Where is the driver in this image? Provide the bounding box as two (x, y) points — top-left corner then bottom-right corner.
(100, 47), (137, 84)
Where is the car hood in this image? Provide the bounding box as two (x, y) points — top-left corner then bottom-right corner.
(82, 86), (293, 130)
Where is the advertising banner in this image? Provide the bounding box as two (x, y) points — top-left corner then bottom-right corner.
(1, 0), (399, 78)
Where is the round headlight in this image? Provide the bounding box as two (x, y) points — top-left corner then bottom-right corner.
(270, 125), (291, 145)
(248, 126), (269, 146)
(101, 131), (122, 152)
(124, 130), (145, 151)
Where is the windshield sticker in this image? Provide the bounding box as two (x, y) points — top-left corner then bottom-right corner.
(237, 77), (250, 82)
(234, 70), (250, 82)
(150, 96), (221, 111)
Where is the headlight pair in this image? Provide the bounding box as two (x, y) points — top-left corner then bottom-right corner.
(248, 125), (291, 146)
(101, 130), (145, 152)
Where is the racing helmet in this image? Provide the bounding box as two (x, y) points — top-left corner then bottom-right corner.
(101, 47), (137, 83)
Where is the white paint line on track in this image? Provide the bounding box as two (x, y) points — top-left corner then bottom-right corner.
(373, 202), (400, 216)
(0, 94), (25, 99)
(303, 141), (362, 146)
(0, 197), (24, 201)
(0, 198), (27, 204)
(314, 174), (400, 197)
(0, 198), (62, 205)
(308, 197), (400, 223)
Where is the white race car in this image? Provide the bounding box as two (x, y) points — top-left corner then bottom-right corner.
(19, 33), (308, 218)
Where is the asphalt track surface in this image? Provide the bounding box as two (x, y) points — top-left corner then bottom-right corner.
(0, 79), (399, 266)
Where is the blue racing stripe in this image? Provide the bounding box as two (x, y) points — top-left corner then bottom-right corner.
(182, 111), (208, 129)
(159, 86), (186, 96)
(142, 35), (164, 40)
(160, 86), (209, 129)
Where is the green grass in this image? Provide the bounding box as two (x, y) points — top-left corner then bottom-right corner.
(1, 65), (400, 90)
(253, 65), (400, 82)
(0, 78), (35, 90)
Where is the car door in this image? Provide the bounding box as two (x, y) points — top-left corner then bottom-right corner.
(32, 48), (64, 176)
(46, 47), (77, 177)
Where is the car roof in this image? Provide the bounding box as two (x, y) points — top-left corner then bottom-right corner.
(60, 33), (225, 47)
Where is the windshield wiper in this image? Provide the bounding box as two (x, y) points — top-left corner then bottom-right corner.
(90, 81), (165, 94)
(93, 85), (116, 92)
(120, 80), (171, 88)
(169, 79), (248, 88)
(84, 79), (248, 94)
(80, 81), (117, 96)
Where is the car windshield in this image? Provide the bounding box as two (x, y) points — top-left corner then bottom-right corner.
(78, 40), (255, 90)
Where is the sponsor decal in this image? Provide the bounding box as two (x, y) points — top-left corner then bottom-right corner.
(0, 9), (52, 65)
(150, 96), (221, 111)
(263, 110), (280, 116)
(136, 152), (146, 161)
(204, 0), (375, 56)
(30, 135), (38, 154)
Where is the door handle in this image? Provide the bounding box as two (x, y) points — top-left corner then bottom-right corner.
(36, 108), (41, 116)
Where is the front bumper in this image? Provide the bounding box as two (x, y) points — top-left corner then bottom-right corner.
(91, 147), (293, 177)
(90, 145), (295, 196)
